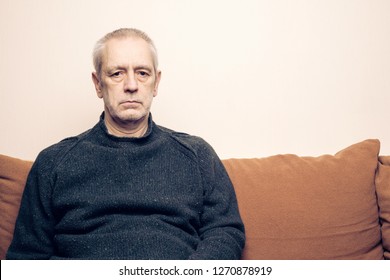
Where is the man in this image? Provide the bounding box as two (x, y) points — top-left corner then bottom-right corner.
(7, 28), (245, 260)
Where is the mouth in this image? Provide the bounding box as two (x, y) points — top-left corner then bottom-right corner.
(121, 100), (140, 104)
(121, 100), (141, 104)
(120, 100), (141, 108)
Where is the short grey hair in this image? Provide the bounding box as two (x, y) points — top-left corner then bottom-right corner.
(93, 28), (158, 79)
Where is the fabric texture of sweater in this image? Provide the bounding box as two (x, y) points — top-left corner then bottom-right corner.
(7, 114), (245, 260)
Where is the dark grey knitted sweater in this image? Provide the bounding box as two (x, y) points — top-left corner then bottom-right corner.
(7, 114), (245, 260)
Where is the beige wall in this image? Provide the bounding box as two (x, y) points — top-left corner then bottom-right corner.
(1, 0), (389, 160)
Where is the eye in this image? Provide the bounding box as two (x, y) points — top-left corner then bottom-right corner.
(109, 71), (125, 82)
(138, 71), (149, 77)
(111, 71), (122, 77)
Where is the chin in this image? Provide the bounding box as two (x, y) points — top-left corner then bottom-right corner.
(117, 111), (147, 123)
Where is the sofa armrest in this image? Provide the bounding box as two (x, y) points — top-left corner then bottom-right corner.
(376, 156), (390, 259)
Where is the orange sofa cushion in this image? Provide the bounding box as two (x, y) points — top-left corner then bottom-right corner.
(223, 139), (383, 259)
(0, 154), (33, 259)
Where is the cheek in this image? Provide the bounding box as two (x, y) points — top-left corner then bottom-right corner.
(103, 85), (121, 101)
(145, 80), (158, 95)
(99, 91), (116, 110)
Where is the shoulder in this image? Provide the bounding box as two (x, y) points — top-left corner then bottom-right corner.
(34, 128), (93, 173)
(156, 125), (218, 161)
(155, 125), (231, 194)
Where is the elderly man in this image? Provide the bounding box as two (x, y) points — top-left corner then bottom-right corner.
(7, 28), (245, 260)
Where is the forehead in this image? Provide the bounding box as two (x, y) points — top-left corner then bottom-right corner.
(102, 37), (155, 69)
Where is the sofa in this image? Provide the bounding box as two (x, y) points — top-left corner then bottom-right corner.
(1, 139), (389, 260)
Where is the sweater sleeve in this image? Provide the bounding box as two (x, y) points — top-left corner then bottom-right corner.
(6, 150), (57, 259)
(188, 141), (245, 260)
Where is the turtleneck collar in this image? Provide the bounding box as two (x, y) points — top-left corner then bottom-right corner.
(98, 112), (154, 141)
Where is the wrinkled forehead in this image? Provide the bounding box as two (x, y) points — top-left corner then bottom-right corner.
(102, 37), (157, 71)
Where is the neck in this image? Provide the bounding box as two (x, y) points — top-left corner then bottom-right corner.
(104, 114), (149, 138)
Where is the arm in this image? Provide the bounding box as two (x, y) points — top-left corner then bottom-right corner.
(189, 142), (245, 260)
(6, 152), (56, 259)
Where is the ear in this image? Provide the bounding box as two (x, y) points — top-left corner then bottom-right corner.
(153, 70), (162, 97)
(92, 72), (103, 98)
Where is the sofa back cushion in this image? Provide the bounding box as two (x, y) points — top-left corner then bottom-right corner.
(0, 154), (33, 259)
(223, 139), (383, 259)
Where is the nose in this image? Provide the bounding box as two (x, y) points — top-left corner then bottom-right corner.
(124, 73), (138, 93)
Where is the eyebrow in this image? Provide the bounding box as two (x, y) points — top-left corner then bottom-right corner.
(105, 64), (153, 74)
(134, 64), (153, 73)
(105, 65), (125, 75)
